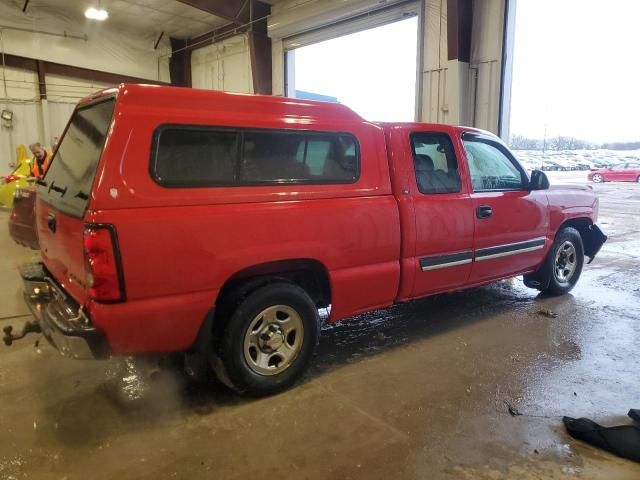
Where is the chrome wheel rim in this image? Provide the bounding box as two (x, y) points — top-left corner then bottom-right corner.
(593, 174), (602, 183)
(243, 305), (304, 376)
(554, 241), (578, 283)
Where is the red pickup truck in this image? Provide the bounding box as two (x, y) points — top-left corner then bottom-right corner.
(6, 84), (606, 396)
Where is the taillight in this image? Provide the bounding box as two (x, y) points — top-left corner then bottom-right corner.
(83, 225), (125, 302)
(5, 174), (20, 183)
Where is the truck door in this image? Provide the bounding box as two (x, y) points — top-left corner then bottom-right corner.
(400, 130), (475, 298)
(461, 132), (549, 284)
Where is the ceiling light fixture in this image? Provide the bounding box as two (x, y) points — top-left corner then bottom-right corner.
(85, 6), (109, 21)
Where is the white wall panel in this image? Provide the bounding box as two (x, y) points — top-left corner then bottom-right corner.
(1, 66), (41, 174)
(470, 0), (505, 134)
(0, 68), (112, 175)
(45, 74), (110, 103)
(0, 1), (172, 174)
(191, 35), (253, 94)
(47, 101), (75, 143)
(0, 2), (170, 82)
(269, 0), (414, 40)
(420, 0), (505, 133)
(271, 40), (285, 96)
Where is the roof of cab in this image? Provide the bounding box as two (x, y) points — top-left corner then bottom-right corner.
(79, 83), (367, 124)
(376, 122), (498, 138)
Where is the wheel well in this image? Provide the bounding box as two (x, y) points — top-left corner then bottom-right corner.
(215, 259), (331, 316)
(558, 217), (592, 235)
(558, 217), (605, 258)
(557, 217), (592, 243)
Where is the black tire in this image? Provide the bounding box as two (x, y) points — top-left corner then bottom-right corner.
(217, 282), (319, 396)
(524, 227), (584, 296)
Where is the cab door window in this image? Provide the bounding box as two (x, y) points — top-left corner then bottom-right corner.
(410, 133), (461, 194)
(462, 137), (526, 191)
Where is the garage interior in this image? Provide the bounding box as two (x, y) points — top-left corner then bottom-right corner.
(1, 1), (639, 479)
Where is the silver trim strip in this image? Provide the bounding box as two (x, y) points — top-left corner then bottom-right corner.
(421, 258), (473, 271)
(474, 238), (546, 262)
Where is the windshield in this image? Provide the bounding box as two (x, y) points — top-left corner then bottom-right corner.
(39, 98), (115, 217)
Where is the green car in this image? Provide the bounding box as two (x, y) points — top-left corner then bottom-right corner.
(0, 158), (32, 209)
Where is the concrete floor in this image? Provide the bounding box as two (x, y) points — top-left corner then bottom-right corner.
(1, 172), (639, 479)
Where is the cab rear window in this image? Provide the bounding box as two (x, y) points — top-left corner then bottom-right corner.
(151, 126), (360, 187)
(39, 98), (115, 217)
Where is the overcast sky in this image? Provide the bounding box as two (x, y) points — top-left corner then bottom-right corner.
(292, 17), (418, 122)
(510, 0), (640, 142)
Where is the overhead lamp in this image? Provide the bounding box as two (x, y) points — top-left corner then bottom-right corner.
(85, 7), (109, 21)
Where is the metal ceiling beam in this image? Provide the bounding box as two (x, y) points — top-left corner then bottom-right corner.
(176, 0), (270, 25)
(186, 22), (244, 51)
(1, 53), (167, 86)
(447, 0), (473, 62)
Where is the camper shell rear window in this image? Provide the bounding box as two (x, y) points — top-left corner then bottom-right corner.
(39, 97), (115, 217)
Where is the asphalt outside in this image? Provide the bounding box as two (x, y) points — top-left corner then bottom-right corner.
(1, 171), (639, 479)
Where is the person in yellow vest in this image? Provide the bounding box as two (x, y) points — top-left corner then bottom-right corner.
(29, 142), (53, 178)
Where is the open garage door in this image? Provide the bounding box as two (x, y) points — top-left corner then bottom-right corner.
(502, 0), (640, 163)
(278, 1), (421, 122)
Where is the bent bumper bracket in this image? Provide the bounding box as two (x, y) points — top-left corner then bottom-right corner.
(5, 262), (110, 359)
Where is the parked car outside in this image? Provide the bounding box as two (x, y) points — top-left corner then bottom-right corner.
(541, 160), (563, 171)
(588, 162), (640, 183)
(9, 184), (39, 249)
(0, 157), (31, 208)
(562, 160), (581, 171)
(575, 163), (593, 171)
(5, 84), (607, 396)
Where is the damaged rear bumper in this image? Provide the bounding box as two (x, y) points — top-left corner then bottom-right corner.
(19, 263), (109, 359)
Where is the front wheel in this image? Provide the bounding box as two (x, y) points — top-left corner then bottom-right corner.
(217, 282), (319, 396)
(592, 173), (603, 183)
(524, 227), (584, 296)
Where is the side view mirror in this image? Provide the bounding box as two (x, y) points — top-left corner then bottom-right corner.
(529, 170), (550, 191)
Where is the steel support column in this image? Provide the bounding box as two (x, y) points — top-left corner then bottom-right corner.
(447, 0), (472, 62)
(169, 38), (192, 87)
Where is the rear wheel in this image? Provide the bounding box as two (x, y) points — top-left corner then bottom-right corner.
(636, 175), (640, 183)
(216, 282), (319, 396)
(524, 227), (584, 296)
(592, 173), (603, 183)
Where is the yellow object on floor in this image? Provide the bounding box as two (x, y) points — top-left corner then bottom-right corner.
(0, 145), (32, 209)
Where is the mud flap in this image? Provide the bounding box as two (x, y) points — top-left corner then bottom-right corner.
(582, 224), (607, 264)
(183, 307), (234, 389)
(183, 308), (216, 383)
(523, 260), (552, 290)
